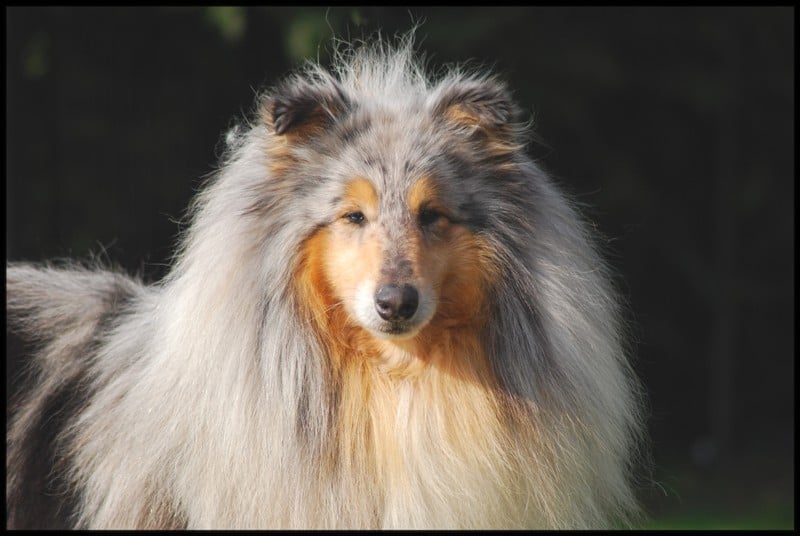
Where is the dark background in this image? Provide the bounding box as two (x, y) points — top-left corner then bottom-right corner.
(6, 7), (794, 528)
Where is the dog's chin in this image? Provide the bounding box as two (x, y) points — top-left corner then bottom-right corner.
(370, 322), (423, 341)
(354, 311), (436, 341)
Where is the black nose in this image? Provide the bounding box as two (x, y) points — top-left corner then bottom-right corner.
(374, 284), (419, 321)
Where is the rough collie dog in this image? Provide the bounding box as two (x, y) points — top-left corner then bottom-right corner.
(6, 38), (644, 529)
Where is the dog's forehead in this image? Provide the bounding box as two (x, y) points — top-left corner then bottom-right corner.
(321, 101), (477, 221)
(346, 109), (442, 185)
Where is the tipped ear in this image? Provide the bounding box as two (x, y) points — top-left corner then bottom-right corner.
(430, 76), (519, 131)
(262, 75), (350, 137)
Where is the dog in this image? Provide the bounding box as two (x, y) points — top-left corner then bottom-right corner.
(6, 36), (644, 529)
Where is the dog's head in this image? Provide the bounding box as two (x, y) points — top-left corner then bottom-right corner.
(260, 46), (526, 347)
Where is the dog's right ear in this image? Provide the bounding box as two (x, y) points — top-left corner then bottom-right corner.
(261, 74), (350, 138)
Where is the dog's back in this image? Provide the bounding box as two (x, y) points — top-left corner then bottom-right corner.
(6, 264), (144, 528)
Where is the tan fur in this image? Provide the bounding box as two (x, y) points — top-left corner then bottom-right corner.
(290, 174), (527, 526)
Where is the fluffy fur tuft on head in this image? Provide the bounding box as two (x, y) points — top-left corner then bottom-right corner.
(6, 35), (645, 529)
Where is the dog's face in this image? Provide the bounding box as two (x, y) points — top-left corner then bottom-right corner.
(266, 68), (518, 348)
(325, 176), (435, 339)
(323, 174), (482, 341)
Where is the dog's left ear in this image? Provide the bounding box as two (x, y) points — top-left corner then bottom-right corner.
(429, 76), (519, 132)
(262, 74), (350, 137)
(429, 77), (524, 159)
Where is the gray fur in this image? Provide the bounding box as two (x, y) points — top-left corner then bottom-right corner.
(6, 36), (644, 529)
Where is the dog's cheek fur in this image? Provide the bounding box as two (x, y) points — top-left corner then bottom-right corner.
(294, 226), (382, 367)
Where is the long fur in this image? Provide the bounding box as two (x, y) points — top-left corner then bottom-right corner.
(6, 36), (644, 529)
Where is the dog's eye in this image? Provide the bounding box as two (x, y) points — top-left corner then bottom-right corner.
(344, 211), (366, 225)
(418, 207), (443, 227)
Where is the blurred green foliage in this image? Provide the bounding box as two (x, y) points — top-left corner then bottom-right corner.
(205, 7), (246, 45)
(23, 30), (49, 78)
(284, 11), (334, 63)
(645, 504), (793, 530)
